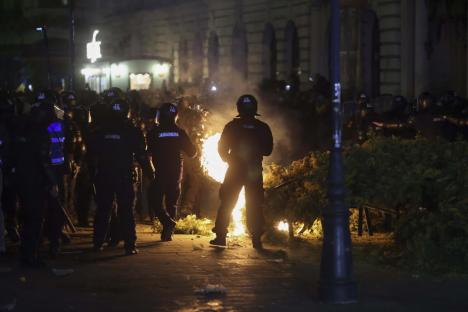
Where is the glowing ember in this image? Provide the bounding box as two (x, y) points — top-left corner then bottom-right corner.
(202, 133), (246, 236)
(277, 221), (289, 232)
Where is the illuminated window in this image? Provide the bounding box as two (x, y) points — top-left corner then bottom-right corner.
(130, 73), (152, 90)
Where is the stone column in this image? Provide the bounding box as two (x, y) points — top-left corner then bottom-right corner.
(400, 0), (415, 98)
(414, 0), (429, 97)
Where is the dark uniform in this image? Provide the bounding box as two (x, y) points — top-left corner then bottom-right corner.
(0, 94), (20, 243)
(147, 103), (196, 241)
(211, 95), (273, 249)
(0, 116), (9, 253)
(349, 93), (378, 144)
(373, 95), (414, 139)
(33, 91), (68, 257)
(410, 92), (446, 140)
(89, 99), (153, 255)
(17, 94), (65, 266)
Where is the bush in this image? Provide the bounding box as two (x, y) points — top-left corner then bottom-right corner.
(152, 215), (214, 236)
(265, 137), (468, 272)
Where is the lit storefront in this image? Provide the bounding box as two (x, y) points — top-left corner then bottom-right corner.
(80, 30), (171, 93)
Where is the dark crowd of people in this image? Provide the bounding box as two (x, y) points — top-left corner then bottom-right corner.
(0, 87), (202, 267)
(343, 91), (468, 145)
(0, 86), (275, 268)
(258, 75), (468, 157)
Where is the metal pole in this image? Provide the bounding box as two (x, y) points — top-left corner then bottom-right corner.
(318, 0), (358, 304)
(43, 27), (52, 89)
(69, 0), (76, 90)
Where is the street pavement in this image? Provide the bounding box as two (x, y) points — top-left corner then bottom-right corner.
(1, 226), (468, 312)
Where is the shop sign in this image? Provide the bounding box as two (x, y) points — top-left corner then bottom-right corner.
(87, 30), (102, 63)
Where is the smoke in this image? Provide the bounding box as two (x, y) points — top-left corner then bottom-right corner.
(199, 88), (306, 166)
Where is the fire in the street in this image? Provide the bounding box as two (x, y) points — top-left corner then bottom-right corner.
(201, 133), (246, 236)
(277, 221), (289, 232)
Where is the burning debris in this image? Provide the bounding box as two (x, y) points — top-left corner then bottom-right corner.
(201, 133), (246, 236)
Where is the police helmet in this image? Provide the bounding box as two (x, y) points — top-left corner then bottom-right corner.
(109, 98), (130, 118)
(60, 91), (77, 111)
(392, 95), (408, 113)
(236, 94), (260, 117)
(35, 89), (58, 106)
(417, 92), (434, 112)
(158, 102), (178, 124)
(102, 87), (125, 104)
(357, 92), (374, 110)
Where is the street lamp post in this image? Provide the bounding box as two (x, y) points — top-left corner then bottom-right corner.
(36, 26), (52, 89)
(318, 0), (358, 304)
(69, 0), (76, 90)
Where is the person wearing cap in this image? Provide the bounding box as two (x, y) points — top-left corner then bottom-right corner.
(210, 94), (273, 249)
(88, 98), (154, 255)
(147, 102), (196, 241)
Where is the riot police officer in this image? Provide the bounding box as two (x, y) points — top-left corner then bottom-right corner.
(16, 91), (64, 267)
(350, 93), (378, 144)
(439, 92), (468, 140)
(35, 90), (69, 257)
(0, 95), (11, 254)
(210, 95), (273, 249)
(147, 103), (196, 241)
(372, 95), (414, 138)
(410, 92), (446, 139)
(0, 92), (20, 244)
(89, 98), (153, 255)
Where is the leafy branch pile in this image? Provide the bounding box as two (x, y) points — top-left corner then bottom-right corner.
(265, 137), (468, 271)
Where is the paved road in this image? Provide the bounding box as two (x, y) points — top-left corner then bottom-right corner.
(1, 227), (467, 312)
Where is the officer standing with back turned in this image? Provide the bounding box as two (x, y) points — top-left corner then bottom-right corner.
(147, 103), (196, 241)
(210, 95), (273, 249)
(89, 98), (154, 255)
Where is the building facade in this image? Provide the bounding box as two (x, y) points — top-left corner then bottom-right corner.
(87, 0), (467, 100)
(2, 0), (467, 100)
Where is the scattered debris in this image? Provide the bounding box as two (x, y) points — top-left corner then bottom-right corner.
(192, 243), (204, 251)
(52, 268), (75, 277)
(0, 298), (16, 311)
(267, 259), (284, 264)
(195, 284), (227, 297)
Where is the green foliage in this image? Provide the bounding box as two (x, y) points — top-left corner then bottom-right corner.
(265, 136), (468, 272)
(264, 152), (328, 228)
(152, 215), (214, 236)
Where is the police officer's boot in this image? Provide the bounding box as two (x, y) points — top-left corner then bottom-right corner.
(125, 245), (139, 256)
(252, 236), (263, 250)
(161, 220), (176, 242)
(209, 235), (227, 247)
